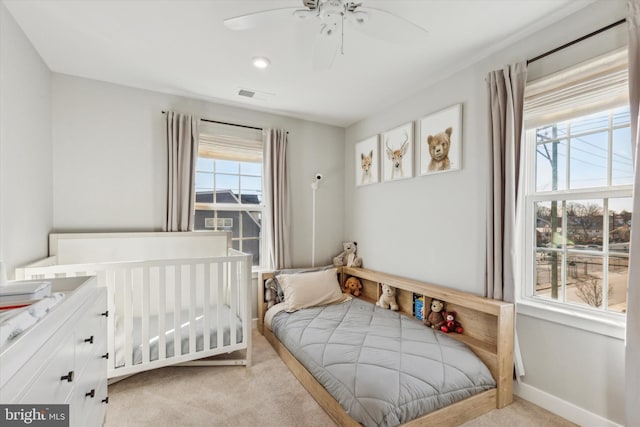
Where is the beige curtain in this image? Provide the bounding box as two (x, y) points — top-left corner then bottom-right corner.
(485, 62), (527, 303)
(263, 129), (291, 269)
(163, 111), (198, 232)
(626, 0), (640, 424)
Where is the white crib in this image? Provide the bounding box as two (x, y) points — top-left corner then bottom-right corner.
(15, 232), (252, 380)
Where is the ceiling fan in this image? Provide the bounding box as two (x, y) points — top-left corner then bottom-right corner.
(223, 0), (428, 70)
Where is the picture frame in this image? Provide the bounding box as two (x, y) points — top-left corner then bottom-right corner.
(419, 103), (462, 176)
(355, 135), (379, 186)
(381, 122), (413, 182)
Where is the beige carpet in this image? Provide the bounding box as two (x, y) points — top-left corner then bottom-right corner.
(105, 330), (577, 427)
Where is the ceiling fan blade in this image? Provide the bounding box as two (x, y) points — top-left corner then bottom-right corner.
(312, 26), (340, 71)
(351, 7), (428, 44)
(224, 7), (299, 31)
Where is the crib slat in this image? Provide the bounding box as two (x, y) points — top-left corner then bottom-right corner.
(124, 269), (134, 368)
(141, 266), (150, 364)
(105, 269), (117, 372)
(158, 266), (166, 361)
(229, 261), (237, 345)
(174, 265), (181, 357)
(217, 263), (224, 349)
(202, 263), (211, 352)
(189, 263), (196, 354)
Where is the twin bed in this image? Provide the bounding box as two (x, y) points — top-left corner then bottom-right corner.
(259, 266), (514, 427)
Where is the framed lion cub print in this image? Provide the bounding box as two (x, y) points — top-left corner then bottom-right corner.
(419, 103), (462, 176)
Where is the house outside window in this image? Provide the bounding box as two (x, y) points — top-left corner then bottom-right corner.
(194, 121), (263, 267)
(521, 48), (632, 330)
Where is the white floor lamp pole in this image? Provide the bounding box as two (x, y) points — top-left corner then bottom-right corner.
(311, 173), (323, 267)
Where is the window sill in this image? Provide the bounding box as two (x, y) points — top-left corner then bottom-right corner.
(516, 298), (626, 340)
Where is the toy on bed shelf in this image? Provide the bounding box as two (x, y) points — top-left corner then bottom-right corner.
(423, 298), (446, 329)
(332, 241), (362, 268)
(441, 311), (463, 334)
(264, 278), (283, 309)
(343, 277), (362, 297)
(376, 284), (399, 311)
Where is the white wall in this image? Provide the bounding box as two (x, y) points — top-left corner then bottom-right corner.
(0, 2), (52, 277)
(345, 1), (627, 425)
(51, 74), (345, 268)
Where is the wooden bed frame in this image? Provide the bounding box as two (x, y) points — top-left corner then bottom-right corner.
(258, 267), (514, 427)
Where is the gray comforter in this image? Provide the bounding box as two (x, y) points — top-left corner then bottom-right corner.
(271, 298), (495, 427)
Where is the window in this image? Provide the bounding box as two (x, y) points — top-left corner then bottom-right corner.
(522, 49), (632, 324)
(194, 122), (263, 267)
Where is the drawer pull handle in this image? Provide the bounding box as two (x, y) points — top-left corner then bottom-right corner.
(85, 389), (95, 398)
(84, 336), (94, 344)
(101, 352), (109, 359)
(102, 397), (109, 404)
(60, 371), (74, 383)
(101, 310), (109, 317)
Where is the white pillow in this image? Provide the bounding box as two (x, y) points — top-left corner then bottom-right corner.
(277, 268), (347, 312)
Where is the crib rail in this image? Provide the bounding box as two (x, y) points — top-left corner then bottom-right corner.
(18, 250), (252, 378)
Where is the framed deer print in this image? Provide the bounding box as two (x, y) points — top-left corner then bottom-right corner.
(355, 135), (379, 187)
(419, 103), (462, 176)
(381, 122), (413, 182)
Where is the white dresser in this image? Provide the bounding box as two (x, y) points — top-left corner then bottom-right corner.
(0, 276), (108, 426)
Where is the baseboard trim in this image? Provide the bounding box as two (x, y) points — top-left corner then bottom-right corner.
(252, 318), (258, 329)
(514, 382), (623, 427)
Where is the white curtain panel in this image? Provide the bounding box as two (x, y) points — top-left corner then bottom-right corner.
(486, 62), (528, 378)
(626, 0), (640, 424)
(163, 111), (199, 232)
(263, 129), (291, 270)
(485, 62), (527, 303)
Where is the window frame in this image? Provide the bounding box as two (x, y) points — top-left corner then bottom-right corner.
(519, 109), (631, 339)
(194, 152), (266, 271)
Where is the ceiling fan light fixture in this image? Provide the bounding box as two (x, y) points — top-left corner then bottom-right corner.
(252, 56), (271, 69)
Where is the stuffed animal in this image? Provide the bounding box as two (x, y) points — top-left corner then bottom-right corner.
(264, 279), (283, 309)
(343, 277), (363, 297)
(441, 311), (463, 334)
(423, 298), (446, 329)
(333, 241), (362, 268)
(376, 284), (399, 311)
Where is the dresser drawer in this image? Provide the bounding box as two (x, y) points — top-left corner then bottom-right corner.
(75, 290), (107, 373)
(69, 353), (107, 427)
(19, 333), (76, 404)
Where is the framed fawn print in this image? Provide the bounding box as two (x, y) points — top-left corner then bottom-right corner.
(381, 122), (413, 182)
(355, 136), (379, 187)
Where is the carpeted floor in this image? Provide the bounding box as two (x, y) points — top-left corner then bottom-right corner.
(105, 330), (577, 427)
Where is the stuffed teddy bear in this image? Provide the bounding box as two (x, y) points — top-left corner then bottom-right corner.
(333, 241), (362, 268)
(440, 311), (463, 334)
(423, 298), (446, 329)
(343, 277), (363, 297)
(376, 284), (399, 311)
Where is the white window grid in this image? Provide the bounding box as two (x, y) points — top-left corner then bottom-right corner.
(522, 108), (632, 319)
(195, 157), (264, 268)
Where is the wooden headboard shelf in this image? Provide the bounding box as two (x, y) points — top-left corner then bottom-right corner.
(340, 266), (514, 409)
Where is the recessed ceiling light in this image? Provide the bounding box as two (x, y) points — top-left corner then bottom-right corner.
(252, 57), (270, 69)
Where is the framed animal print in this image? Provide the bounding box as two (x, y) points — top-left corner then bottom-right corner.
(381, 122), (413, 182)
(355, 136), (379, 187)
(419, 103), (462, 176)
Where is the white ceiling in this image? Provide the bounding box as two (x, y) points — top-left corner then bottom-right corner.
(4, 0), (594, 127)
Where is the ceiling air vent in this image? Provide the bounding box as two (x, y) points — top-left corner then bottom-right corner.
(238, 89), (255, 98)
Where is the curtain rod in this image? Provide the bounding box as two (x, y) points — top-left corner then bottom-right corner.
(527, 18), (626, 65)
(161, 111), (263, 131)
